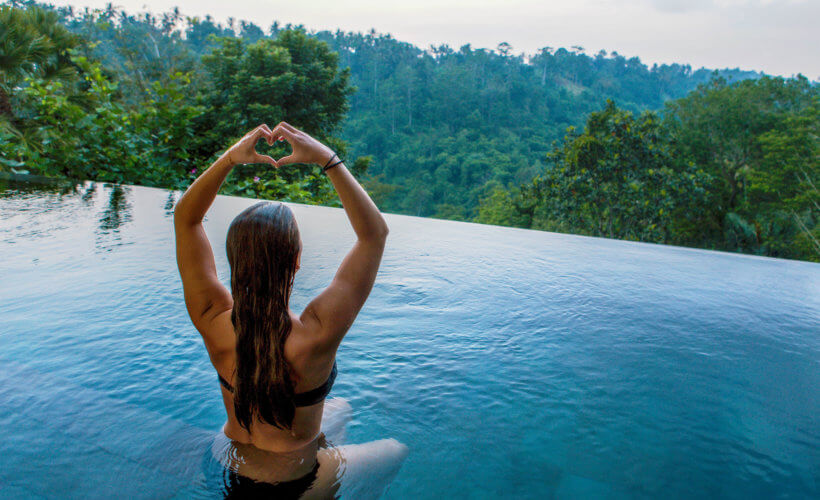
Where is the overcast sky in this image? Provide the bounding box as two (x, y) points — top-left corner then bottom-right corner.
(47, 0), (819, 78)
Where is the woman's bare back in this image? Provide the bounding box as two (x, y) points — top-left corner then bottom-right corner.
(211, 309), (337, 452)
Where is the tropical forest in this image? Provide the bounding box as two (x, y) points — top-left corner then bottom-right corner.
(1, 1), (817, 261)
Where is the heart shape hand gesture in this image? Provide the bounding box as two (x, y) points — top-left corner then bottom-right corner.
(225, 122), (336, 168)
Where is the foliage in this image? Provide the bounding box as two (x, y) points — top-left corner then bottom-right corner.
(0, 4), (360, 203)
(478, 101), (712, 243)
(2, 52), (202, 186)
(2, 2), (817, 261)
(749, 105), (820, 257)
(0, 4), (80, 118)
(480, 82), (819, 261)
(192, 31), (356, 201)
(663, 76), (818, 259)
(7, 2), (760, 217)
(315, 32), (758, 217)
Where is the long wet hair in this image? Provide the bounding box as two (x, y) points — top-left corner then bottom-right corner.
(226, 201), (301, 430)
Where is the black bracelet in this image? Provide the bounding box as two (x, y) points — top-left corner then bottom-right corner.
(323, 158), (344, 172)
(323, 153), (338, 169)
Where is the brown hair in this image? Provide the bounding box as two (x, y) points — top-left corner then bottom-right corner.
(226, 201), (301, 430)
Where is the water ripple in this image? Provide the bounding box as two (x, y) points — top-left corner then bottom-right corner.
(0, 179), (818, 498)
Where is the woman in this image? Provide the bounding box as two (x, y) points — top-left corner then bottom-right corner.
(174, 122), (407, 498)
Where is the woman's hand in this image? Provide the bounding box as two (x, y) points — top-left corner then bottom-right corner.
(271, 122), (336, 167)
(225, 124), (277, 166)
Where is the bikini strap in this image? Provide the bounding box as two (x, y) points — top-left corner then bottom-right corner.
(217, 372), (234, 393)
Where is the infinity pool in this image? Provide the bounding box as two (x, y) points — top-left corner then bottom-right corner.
(0, 177), (818, 499)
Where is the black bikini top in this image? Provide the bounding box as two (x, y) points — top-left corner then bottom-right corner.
(217, 361), (337, 408)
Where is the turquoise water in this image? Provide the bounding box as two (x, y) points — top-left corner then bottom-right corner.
(0, 177), (818, 499)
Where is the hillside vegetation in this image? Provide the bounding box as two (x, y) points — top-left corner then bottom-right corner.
(1, 2), (816, 260)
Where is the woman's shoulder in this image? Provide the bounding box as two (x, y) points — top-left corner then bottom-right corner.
(202, 309), (237, 366)
(286, 312), (337, 387)
(289, 309), (329, 355)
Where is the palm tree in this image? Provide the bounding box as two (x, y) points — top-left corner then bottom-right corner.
(23, 7), (80, 82)
(0, 6), (79, 120)
(1, 7), (45, 117)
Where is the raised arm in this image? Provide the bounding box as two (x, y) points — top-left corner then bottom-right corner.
(174, 125), (276, 353)
(270, 122), (388, 354)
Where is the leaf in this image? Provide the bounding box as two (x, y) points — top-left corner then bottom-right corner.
(0, 157), (26, 168)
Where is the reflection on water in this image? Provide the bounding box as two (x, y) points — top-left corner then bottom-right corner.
(0, 172), (80, 197)
(0, 175), (133, 232)
(81, 183), (97, 204)
(164, 191), (178, 216)
(96, 185), (133, 252)
(98, 185), (132, 232)
(0, 176), (139, 253)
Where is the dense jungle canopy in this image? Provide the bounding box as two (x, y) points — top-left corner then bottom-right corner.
(1, 1), (817, 260)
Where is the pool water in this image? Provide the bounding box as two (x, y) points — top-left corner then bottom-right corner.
(0, 177), (818, 499)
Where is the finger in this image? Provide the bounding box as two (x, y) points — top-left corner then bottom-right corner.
(250, 127), (271, 144)
(272, 124), (296, 142)
(279, 121), (300, 134)
(255, 154), (278, 167)
(275, 154), (297, 166)
(273, 122), (296, 136)
(252, 127), (273, 144)
(259, 124), (274, 145)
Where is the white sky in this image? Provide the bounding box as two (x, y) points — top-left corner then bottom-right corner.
(48, 0), (819, 78)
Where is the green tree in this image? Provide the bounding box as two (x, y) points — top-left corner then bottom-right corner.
(3, 52), (202, 184)
(748, 104), (820, 259)
(478, 100), (711, 244)
(664, 75), (818, 256)
(194, 31), (356, 202)
(0, 5), (79, 120)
